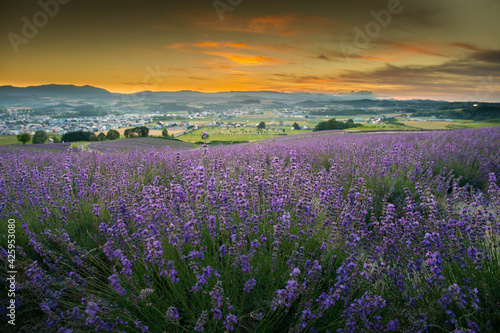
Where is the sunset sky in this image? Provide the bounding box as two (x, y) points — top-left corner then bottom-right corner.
(0, 0), (499, 101)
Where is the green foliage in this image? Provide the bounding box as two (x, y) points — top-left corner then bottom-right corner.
(62, 131), (94, 142)
(179, 127), (293, 143)
(413, 105), (500, 121)
(309, 109), (379, 116)
(257, 121), (266, 130)
(106, 129), (120, 141)
(16, 132), (31, 145)
(313, 118), (362, 131)
(97, 132), (106, 141)
(124, 126), (149, 138)
(38, 103), (108, 118)
(135, 126), (149, 137)
(292, 122), (301, 130)
(51, 136), (61, 143)
(156, 102), (199, 112)
(32, 130), (49, 144)
(162, 128), (169, 138)
(89, 134), (98, 142)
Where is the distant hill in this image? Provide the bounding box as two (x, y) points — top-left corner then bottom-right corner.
(0, 84), (380, 107)
(0, 84), (116, 107)
(412, 105), (500, 121)
(1, 84), (498, 110)
(0, 84), (114, 98)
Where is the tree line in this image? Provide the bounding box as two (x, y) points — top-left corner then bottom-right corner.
(309, 109), (378, 116)
(412, 106), (500, 121)
(16, 130), (120, 144)
(16, 126), (155, 145)
(313, 119), (362, 131)
(124, 126), (149, 138)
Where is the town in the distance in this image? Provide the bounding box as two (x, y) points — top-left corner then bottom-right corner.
(1, 84), (499, 147)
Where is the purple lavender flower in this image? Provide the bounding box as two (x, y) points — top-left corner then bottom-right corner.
(224, 314), (237, 331)
(108, 273), (126, 296)
(165, 306), (179, 322)
(194, 311), (208, 332)
(85, 301), (99, 318)
(243, 278), (257, 293)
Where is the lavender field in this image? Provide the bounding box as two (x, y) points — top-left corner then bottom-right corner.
(89, 138), (194, 153)
(1, 128), (499, 332)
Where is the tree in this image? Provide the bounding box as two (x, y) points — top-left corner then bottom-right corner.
(124, 128), (133, 138)
(313, 118), (361, 132)
(106, 129), (120, 141)
(89, 134), (98, 141)
(17, 133), (31, 145)
(162, 128), (169, 138)
(125, 126), (149, 138)
(51, 136), (61, 143)
(292, 122), (301, 130)
(257, 122), (266, 130)
(62, 131), (93, 142)
(134, 126), (149, 137)
(97, 132), (106, 141)
(32, 130), (49, 144)
(384, 117), (397, 124)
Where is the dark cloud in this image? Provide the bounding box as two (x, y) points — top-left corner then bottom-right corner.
(471, 49), (500, 64)
(337, 51), (500, 91)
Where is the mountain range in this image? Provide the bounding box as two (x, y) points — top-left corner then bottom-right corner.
(0, 84), (488, 110)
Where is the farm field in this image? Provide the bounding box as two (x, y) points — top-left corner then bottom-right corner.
(0, 142), (72, 153)
(178, 127), (312, 142)
(101, 126), (186, 138)
(401, 120), (500, 130)
(344, 120), (500, 132)
(224, 115), (318, 126)
(0, 135), (30, 146)
(1, 128), (500, 332)
(445, 121), (500, 129)
(347, 123), (410, 132)
(88, 137), (194, 152)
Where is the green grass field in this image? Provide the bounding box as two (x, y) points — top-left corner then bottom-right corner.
(217, 115), (318, 127)
(346, 123), (408, 132)
(444, 121), (500, 129)
(345, 120), (500, 132)
(0, 135), (28, 145)
(401, 120), (500, 130)
(178, 127), (312, 142)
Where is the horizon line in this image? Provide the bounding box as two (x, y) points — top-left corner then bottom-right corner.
(0, 83), (495, 103)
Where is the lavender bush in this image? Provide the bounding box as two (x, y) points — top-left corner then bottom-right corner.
(1, 128), (499, 332)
